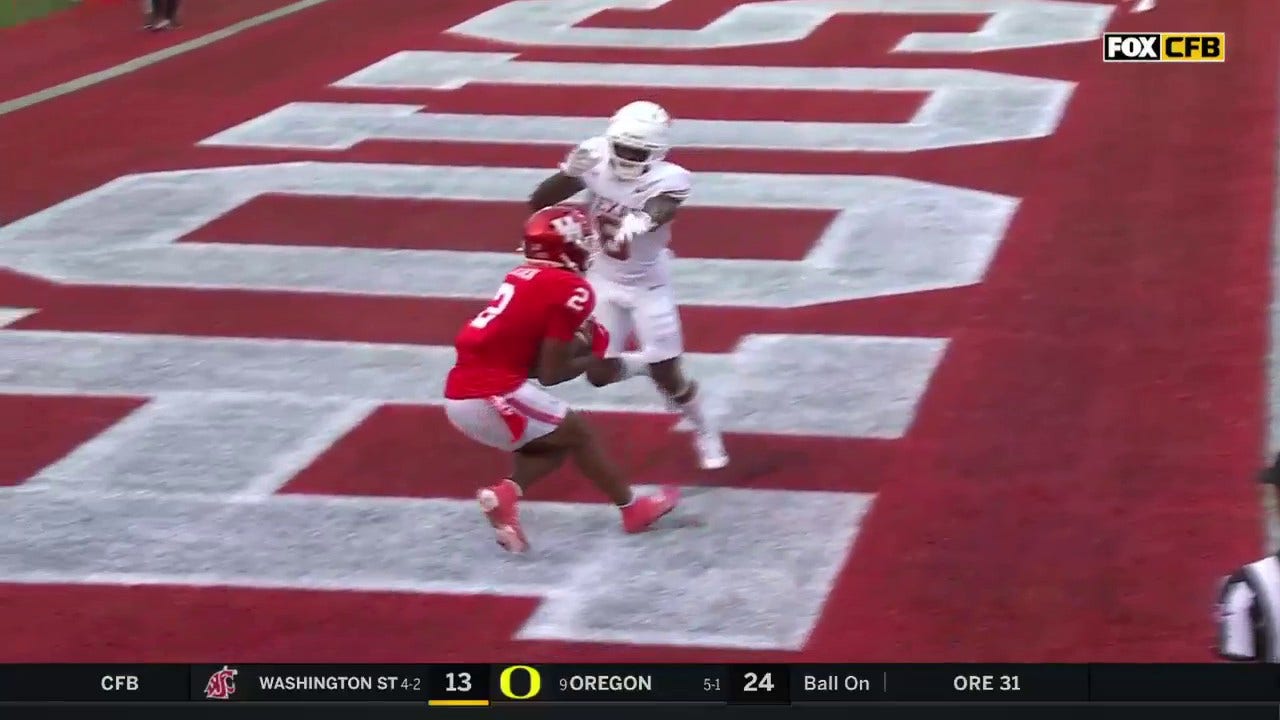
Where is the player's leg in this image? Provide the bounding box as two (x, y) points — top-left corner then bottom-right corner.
(634, 285), (728, 470)
(584, 277), (649, 387)
(445, 385), (568, 552)
(453, 383), (676, 551)
(510, 444), (568, 490)
(533, 409), (680, 534)
(473, 442), (568, 553)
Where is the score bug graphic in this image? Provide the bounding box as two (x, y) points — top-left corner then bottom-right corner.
(203, 666), (238, 700)
(490, 665), (723, 703)
(496, 665), (655, 700)
(428, 665), (490, 706)
(497, 665), (543, 701)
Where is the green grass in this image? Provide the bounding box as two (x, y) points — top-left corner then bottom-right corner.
(0, 0), (80, 28)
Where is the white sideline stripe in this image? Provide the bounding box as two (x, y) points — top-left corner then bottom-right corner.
(0, 0), (335, 117)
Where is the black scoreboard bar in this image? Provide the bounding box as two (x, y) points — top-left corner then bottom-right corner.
(4, 664), (1280, 703)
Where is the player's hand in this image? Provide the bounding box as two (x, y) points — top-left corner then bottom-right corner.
(559, 144), (599, 178)
(614, 211), (655, 244)
(587, 319), (610, 358)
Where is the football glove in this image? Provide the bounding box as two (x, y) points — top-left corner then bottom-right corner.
(614, 211), (655, 245)
(559, 144), (599, 178)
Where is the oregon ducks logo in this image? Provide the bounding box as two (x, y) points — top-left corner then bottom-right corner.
(498, 666), (542, 700)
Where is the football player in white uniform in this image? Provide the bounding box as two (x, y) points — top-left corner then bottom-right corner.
(528, 100), (728, 470)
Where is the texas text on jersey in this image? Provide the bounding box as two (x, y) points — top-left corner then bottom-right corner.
(578, 133), (691, 288)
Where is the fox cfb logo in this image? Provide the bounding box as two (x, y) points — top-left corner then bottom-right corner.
(1103, 33), (1226, 62)
(497, 665), (543, 700)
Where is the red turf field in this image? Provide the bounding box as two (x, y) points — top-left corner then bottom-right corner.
(0, 0), (1276, 663)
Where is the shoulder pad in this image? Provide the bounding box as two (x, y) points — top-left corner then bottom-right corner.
(638, 163), (691, 201)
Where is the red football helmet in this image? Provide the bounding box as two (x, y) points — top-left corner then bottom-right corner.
(523, 205), (596, 273)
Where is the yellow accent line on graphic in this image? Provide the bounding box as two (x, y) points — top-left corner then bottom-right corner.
(428, 699), (490, 706)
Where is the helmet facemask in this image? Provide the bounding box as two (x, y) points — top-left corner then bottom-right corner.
(605, 116), (669, 182)
(608, 140), (654, 181)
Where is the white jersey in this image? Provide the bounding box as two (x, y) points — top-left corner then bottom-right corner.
(577, 135), (692, 287)
(1218, 554), (1280, 662)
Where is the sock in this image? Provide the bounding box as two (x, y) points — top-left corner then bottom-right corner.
(616, 352), (649, 382)
(672, 383), (711, 434)
(679, 393), (709, 433)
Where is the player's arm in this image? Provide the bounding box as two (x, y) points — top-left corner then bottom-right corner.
(641, 191), (685, 227)
(529, 174), (585, 211)
(643, 166), (692, 229)
(534, 340), (584, 386)
(536, 328), (604, 386)
(534, 285), (598, 386)
(609, 191), (687, 253)
(528, 143), (598, 210)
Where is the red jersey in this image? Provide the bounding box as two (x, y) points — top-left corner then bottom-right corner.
(444, 264), (596, 399)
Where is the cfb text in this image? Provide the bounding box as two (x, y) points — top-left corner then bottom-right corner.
(100, 675), (140, 692)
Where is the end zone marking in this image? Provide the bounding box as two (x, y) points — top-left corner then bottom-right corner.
(0, 0), (334, 117)
(0, 308), (34, 327)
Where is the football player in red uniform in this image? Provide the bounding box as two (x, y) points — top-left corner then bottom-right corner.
(444, 205), (680, 553)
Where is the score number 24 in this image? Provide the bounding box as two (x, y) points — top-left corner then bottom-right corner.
(702, 671), (775, 692)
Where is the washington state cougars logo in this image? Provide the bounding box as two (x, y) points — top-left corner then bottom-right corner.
(204, 666), (239, 700)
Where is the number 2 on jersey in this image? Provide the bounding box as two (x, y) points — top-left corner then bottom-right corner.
(470, 283), (590, 329)
(470, 282), (515, 329)
(565, 286), (590, 312)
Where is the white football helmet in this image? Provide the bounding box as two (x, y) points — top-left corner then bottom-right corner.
(604, 101), (671, 181)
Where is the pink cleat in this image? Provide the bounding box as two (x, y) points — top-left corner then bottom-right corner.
(621, 486), (681, 534)
(477, 479), (529, 553)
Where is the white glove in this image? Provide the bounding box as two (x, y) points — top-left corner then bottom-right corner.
(558, 144), (599, 178)
(614, 211), (655, 245)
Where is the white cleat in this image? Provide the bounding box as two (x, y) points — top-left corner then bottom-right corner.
(695, 431), (729, 470)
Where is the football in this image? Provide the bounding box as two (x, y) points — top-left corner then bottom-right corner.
(604, 230), (634, 258)
(603, 237), (631, 260)
(571, 325), (594, 357)
(529, 329), (592, 378)
(596, 216), (631, 260)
